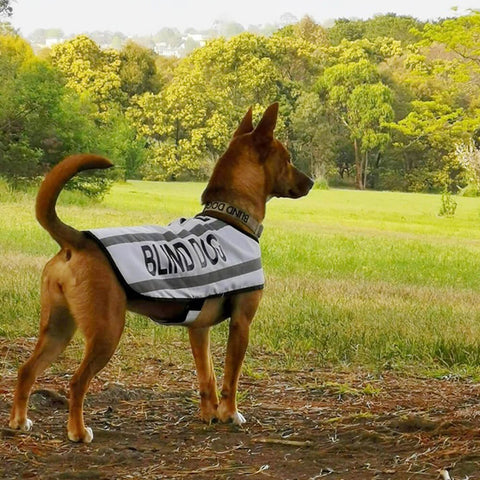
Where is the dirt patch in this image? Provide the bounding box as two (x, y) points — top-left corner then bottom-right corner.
(1, 339), (480, 479)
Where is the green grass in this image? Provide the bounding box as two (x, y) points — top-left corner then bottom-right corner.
(2, 180), (480, 372)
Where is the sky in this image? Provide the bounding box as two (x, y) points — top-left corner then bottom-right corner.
(8, 0), (479, 36)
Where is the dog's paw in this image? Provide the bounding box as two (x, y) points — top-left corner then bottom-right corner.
(199, 401), (220, 425)
(231, 411), (246, 426)
(9, 417), (33, 431)
(217, 404), (246, 425)
(200, 411), (219, 425)
(68, 426), (93, 443)
(23, 418), (33, 431)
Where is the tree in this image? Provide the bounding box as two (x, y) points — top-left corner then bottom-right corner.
(388, 99), (476, 191)
(0, 22), (16, 35)
(127, 33), (284, 180)
(0, 33), (116, 195)
(348, 83), (394, 188)
(416, 10), (480, 68)
(97, 110), (147, 181)
(328, 19), (365, 45)
(0, 34), (46, 180)
(48, 37), (148, 180)
(127, 28), (330, 180)
(0, 0), (13, 16)
(317, 43), (395, 189)
(119, 40), (161, 98)
(270, 20), (323, 85)
(0, 30), (34, 67)
(154, 55), (179, 89)
(293, 16), (329, 47)
(153, 27), (183, 48)
(329, 14), (424, 46)
(288, 91), (338, 179)
(50, 35), (124, 118)
(363, 14), (424, 45)
(383, 12), (480, 191)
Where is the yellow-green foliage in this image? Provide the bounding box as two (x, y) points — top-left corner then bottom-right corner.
(50, 35), (123, 113)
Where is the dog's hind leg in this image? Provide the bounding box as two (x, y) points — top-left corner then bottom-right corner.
(188, 326), (219, 423)
(9, 292), (76, 432)
(217, 290), (262, 425)
(66, 296), (126, 443)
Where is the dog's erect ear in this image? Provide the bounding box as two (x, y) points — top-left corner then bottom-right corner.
(233, 107), (254, 137)
(253, 103), (279, 144)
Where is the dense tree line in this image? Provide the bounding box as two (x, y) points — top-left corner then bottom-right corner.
(1, 11), (479, 195)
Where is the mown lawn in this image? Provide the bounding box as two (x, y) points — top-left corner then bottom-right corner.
(2, 180), (480, 374)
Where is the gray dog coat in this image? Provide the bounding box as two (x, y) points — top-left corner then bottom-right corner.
(85, 215), (264, 325)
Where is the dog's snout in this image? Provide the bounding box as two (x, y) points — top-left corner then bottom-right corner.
(290, 169), (314, 198)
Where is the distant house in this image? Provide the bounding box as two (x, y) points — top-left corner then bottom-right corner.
(186, 33), (206, 46)
(154, 42), (182, 57)
(29, 37), (62, 53)
(154, 33), (207, 57)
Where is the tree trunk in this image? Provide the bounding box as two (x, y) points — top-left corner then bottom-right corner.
(363, 151), (369, 190)
(354, 138), (363, 190)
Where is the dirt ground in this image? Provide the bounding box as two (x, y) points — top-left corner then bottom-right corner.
(1, 338), (480, 480)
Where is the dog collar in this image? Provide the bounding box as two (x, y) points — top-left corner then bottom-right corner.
(202, 201), (264, 239)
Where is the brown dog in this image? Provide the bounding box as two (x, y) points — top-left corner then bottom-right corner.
(9, 103), (313, 443)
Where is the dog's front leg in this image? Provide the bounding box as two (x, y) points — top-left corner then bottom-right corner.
(188, 326), (219, 423)
(217, 290), (262, 425)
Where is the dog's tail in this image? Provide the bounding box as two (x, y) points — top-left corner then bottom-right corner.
(36, 154), (113, 249)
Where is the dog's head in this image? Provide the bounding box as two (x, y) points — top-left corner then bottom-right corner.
(202, 103), (314, 215)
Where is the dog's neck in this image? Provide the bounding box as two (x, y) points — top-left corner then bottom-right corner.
(201, 200), (264, 238)
(201, 152), (268, 239)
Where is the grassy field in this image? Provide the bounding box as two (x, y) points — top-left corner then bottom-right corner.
(2, 180), (480, 374)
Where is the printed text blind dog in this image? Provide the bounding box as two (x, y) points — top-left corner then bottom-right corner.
(86, 216), (264, 302)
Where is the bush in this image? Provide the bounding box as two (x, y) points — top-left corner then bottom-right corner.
(313, 176), (329, 190)
(0, 141), (43, 186)
(438, 191), (457, 217)
(375, 169), (408, 191)
(458, 183), (480, 197)
(65, 170), (113, 200)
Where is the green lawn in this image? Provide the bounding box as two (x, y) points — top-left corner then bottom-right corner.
(2, 180), (480, 373)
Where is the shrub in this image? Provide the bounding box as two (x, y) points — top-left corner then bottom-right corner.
(313, 176), (329, 190)
(65, 170), (113, 200)
(438, 190), (457, 217)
